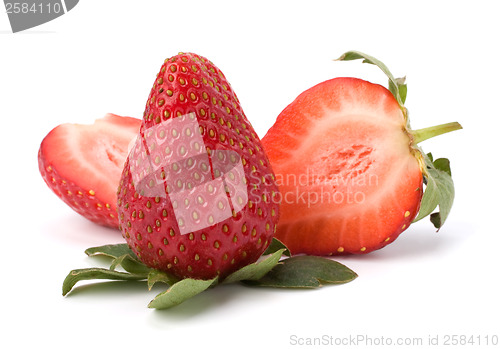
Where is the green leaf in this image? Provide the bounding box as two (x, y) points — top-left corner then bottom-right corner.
(263, 237), (291, 256)
(394, 76), (407, 104)
(389, 77), (407, 105)
(85, 244), (151, 275)
(148, 277), (218, 310)
(430, 212), (442, 228)
(433, 157), (452, 176)
(147, 269), (179, 290)
(62, 268), (146, 296)
(109, 254), (127, 270)
(109, 254), (152, 276)
(244, 255), (357, 288)
(336, 50), (406, 107)
(413, 153), (455, 228)
(222, 248), (286, 284)
(85, 243), (135, 259)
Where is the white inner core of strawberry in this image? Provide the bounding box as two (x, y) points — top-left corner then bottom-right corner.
(275, 109), (420, 214)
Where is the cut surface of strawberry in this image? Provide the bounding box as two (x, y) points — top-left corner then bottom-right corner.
(264, 77), (423, 255)
(39, 114), (141, 228)
(262, 51), (461, 256)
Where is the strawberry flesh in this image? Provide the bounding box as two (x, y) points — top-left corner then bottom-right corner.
(38, 114), (140, 228)
(262, 77), (423, 255)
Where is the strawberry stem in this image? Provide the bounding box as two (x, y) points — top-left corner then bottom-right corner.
(412, 122), (462, 144)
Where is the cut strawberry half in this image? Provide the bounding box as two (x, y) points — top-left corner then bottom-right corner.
(262, 51), (461, 256)
(38, 114), (141, 228)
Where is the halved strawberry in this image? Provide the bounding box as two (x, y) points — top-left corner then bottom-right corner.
(262, 51), (461, 256)
(38, 114), (141, 228)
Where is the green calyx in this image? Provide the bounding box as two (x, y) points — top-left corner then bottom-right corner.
(336, 51), (462, 229)
(62, 240), (357, 311)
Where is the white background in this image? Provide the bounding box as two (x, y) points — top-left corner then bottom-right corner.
(1, 1), (498, 348)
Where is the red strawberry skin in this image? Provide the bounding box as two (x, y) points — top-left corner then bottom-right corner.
(262, 77), (423, 256)
(117, 53), (280, 280)
(38, 114), (140, 228)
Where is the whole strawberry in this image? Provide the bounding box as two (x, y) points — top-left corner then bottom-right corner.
(117, 53), (280, 280)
